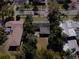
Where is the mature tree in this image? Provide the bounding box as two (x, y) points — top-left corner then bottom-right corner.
(73, 11), (79, 21)
(22, 15), (37, 59)
(22, 31), (37, 59)
(0, 1), (14, 21)
(25, 15), (33, 23)
(0, 1), (5, 20)
(48, 9), (61, 23)
(62, 0), (71, 10)
(22, 34), (37, 59)
(65, 0), (71, 3)
(63, 3), (69, 10)
(3, 16), (14, 25)
(32, 0), (39, 6)
(57, 0), (71, 4)
(16, 15), (20, 21)
(23, 34), (37, 49)
(0, 27), (7, 45)
(23, 15), (35, 41)
(23, 15), (35, 34)
(0, 0), (4, 2)
(33, 6), (38, 11)
(47, 9), (64, 52)
(32, 6), (38, 15)
(47, 32), (64, 52)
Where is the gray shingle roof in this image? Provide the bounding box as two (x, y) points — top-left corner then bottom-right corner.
(40, 27), (50, 34)
(60, 20), (77, 36)
(63, 40), (79, 53)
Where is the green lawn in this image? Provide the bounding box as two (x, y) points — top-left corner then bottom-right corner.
(0, 50), (10, 59)
(33, 16), (47, 21)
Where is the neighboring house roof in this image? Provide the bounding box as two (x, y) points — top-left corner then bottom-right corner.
(5, 21), (23, 46)
(62, 29), (76, 37)
(72, 21), (79, 28)
(33, 19), (50, 34)
(63, 40), (79, 53)
(68, 28), (76, 36)
(68, 40), (79, 51)
(60, 20), (79, 29)
(32, 20), (50, 27)
(60, 20), (78, 37)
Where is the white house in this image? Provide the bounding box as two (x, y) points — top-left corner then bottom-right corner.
(63, 40), (79, 56)
(61, 20), (79, 57)
(60, 20), (79, 38)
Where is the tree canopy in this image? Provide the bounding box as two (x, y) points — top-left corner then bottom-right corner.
(22, 15), (37, 59)
(0, 27), (7, 45)
(47, 9), (64, 52)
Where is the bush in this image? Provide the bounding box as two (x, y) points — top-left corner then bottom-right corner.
(16, 15), (20, 21)
(63, 3), (69, 10)
(34, 49), (61, 59)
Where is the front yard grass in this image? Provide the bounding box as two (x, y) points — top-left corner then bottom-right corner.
(0, 50), (10, 59)
(36, 38), (48, 50)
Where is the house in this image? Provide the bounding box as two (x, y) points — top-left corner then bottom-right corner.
(61, 20), (79, 58)
(60, 20), (79, 38)
(63, 40), (79, 51)
(15, 0), (48, 16)
(63, 40), (79, 59)
(33, 19), (50, 37)
(4, 21), (23, 51)
(40, 26), (50, 37)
